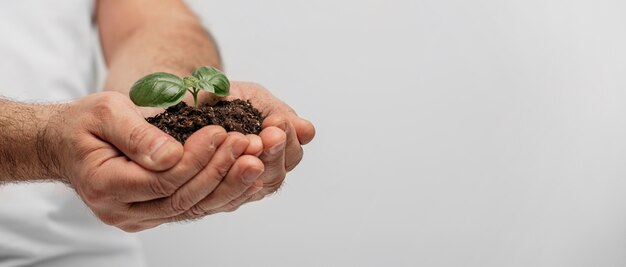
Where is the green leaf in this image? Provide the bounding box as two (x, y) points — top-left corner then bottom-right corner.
(129, 72), (187, 108)
(191, 66), (230, 97)
(183, 76), (199, 88)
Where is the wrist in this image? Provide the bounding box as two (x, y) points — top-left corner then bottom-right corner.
(35, 103), (68, 181)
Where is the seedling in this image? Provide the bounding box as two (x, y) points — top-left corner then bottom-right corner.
(130, 66), (261, 142)
(130, 66), (230, 108)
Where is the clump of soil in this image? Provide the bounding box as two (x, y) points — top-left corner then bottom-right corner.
(147, 100), (263, 143)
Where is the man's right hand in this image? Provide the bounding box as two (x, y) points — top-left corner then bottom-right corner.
(44, 92), (265, 232)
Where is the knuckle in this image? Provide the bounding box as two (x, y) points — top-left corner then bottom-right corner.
(262, 151), (284, 166)
(243, 188), (259, 198)
(224, 207), (239, 213)
(265, 172), (287, 189)
(78, 171), (103, 205)
(185, 151), (207, 173)
(211, 164), (230, 181)
(169, 193), (194, 215)
(188, 205), (208, 218)
(150, 178), (177, 198)
(222, 201), (242, 213)
(285, 147), (304, 171)
(82, 181), (111, 205)
(224, 188), (242, 202)
(263, 176), (286, 195)
(92, 102), (113, 120)
(91, 93), (122, 120)
(265, 185), (281, 195)
(98, 213), (127, 226)
(82, 187), (104, 205)
(127, 124), (154, 155)
(247, 193), (265, 203)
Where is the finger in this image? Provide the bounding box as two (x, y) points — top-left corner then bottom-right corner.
(185, 155), (263, 215)
(136, 155), (263, 225)
(128, 132), (249, 218)
(115, 221), (160, 233)
(212, 178), (263, 214)
(258, 126), (287, 193)
(108, 126), (228, 203)
(139, 178), (263, 225)
(97, 100), (183, 171)
(245, 191), (267, 204)
(263, 116), (301, 172)
(81, 157), (156, 206)
(294, 117), (316, 145)
(284, 122), (303, 172)
(244, 134), (263, 156)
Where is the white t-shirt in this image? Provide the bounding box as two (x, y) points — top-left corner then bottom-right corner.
(0, 1), (145, 266)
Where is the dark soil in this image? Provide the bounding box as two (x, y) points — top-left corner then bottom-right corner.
(147, 100), (263, 143)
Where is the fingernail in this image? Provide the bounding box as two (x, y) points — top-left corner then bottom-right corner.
(231, 138), (248, 158)
(267, 142), (285, 156)
(149, 136), (175, 163)
(211, 132), (227, 149)
(242, 168), (263, 184)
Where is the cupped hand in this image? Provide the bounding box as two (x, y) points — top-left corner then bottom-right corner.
(46, 92), (264, 231)
(200, 81), (316, 213)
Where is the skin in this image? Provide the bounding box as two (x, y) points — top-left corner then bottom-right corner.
(0, 0), (315, 232)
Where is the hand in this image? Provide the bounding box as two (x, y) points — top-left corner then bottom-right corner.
(45, 91), (265, 231)
(200, 81), (316, 213)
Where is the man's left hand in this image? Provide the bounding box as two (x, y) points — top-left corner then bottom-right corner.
(203, 81), (316, 214)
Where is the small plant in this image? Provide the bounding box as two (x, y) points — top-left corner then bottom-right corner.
(130, 66), (230, 108)
(130, 66), (261, 142)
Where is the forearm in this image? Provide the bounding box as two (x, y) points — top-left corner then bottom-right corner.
(99, 2), (222, 97)
(0, 99), (63, 182)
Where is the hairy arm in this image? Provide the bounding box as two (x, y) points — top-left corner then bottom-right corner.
(97, 0), (221, 100)
(0, 100), (63, 182)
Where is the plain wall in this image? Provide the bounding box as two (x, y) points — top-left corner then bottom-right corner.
(138, 1), (626, 266)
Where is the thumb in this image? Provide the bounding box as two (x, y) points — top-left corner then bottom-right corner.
(99, 110), (183, 171)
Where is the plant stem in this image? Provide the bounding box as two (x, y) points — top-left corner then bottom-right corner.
(192, 89), (199, 108)
(186, 88), (199, 108)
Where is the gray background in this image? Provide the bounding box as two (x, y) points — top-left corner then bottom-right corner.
(138, 0), (626, 266)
